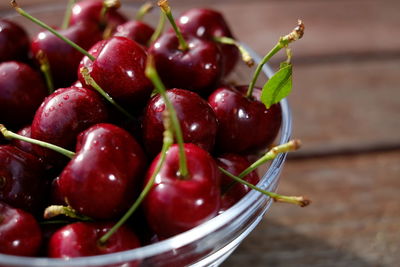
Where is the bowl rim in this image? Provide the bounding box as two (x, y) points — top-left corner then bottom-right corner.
(0, 4), (292, 266)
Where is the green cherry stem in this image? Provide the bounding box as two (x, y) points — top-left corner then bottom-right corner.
(149, 9), (166, 45)
(10, 0), (95, 61)
(246, 20), (304, 98)
(158, 0), (188, 51)
(213, 36), (254, 67)
(100, 0), (121, 26)
(219, 167), (310, 207)
(80, 67), (135, 121)
(36, 50), (54, 94)
(135, 2), (153, 21)
(44, 205), (93, 221)
(61, 0), (76, 29)
(99, 111), (173, 244)
(145, 55), (189, 178)
(0, 124), (75, 159)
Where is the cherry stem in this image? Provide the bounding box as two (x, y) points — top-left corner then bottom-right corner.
(145, 55), (189, 178)
(222, 140), (301, 195)
(10, 0), (95, 62)
(135, 2), (153, 21)
(99, 111), (173, 244)
(100, 0), (121, 26)
(149, 9), (166, 45)
(44, 205), (93, 221)
(80, 67), (135, 120)
(219, 167), (310, 207)
(36, 50), (54, 94)
(246, 20), (304, 98)
(213, 36), (254, 67)
(61, 0), (76, 30)
(0, 124), (75, 159)
(157, 0), (188, 51)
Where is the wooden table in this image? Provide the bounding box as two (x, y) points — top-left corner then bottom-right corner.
(1, 0), (399, 266)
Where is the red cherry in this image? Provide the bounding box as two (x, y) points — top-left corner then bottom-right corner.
(142, 88), (218, 157)
(208, 85), (282, 154)
(48, 222), (140, 260)
(114, 20), (155, 47)
(216, 154), (260, 212)
(0, 19), (29, 63)
(0, 61), (47, 129)
(144, 144), (220, 239)
(12, 125), (35, 155)
(31, 86), (109, 166)
(0, 201), (42, 256)
(58, 123), (146, 219)
(0, 145), (47, 214)
(148, 32), (223, 94)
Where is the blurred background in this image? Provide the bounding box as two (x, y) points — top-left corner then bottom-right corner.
(1, 0), (399, 266)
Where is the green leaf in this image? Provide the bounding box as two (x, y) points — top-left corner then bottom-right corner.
(261, 63), (292, 109)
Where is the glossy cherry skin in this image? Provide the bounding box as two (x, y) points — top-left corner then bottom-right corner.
(0, 61), (47, 129)
(70, 0), (127, 29)
(148, 32), (223, 94)
(11, 125), (35, 155)
(144, 144), (220, 239)
(31, 86), (109, 166)
(0, 20), (29, 62)
(0, 202), (42, 256)
(114, 20), (155, 47)
(176, 8), (239, 76)
(79, 36), (152, 111)
(58, 123), (146, 219)
(48, 222), (140, 260)
(216, 154), (260, 212)
(31, 21), (103, 88)
(0, 145), (47, 214)
(208, 85), (282, 154)
(142, 88), (218, 157)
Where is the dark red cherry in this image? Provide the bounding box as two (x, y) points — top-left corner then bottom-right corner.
(48, 222), (140, 260)
(0, 201), (42, 256)
(216, 153), (260, 212)
(143, 88), (218, 157)
(208, 85), (282, 154)
(176, 8), (239, 76)
(70, 0), (127, 29)
(31, 86), (109, 166)
(58, 123), (146, 219)
(148, 32), (223, 94)
(0, 61), (47, 129)
(0, 19), (29, 62)
(79, 36), (152, 111)
(0, 145), (47, 214)
(144, 144), (220, 239)
(11, 125), (35, 155)
(31, 21), (103, 88)
(114, 20), (155, 47)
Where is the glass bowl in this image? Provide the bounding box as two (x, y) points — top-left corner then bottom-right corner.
(0, 3), (292, 267)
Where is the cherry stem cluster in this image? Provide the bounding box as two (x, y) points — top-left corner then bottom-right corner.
(145, 56), (189, 178)
(61, 0), (76, 29)
(135, 2), (153, 21)
(10, 0), (96, 61)
(213, 36), (254, 67)
(158, 0), (189, 51)
(0, 124), (75, 159)
(246, 20), (304, 98)
(36, 50), (54, 94)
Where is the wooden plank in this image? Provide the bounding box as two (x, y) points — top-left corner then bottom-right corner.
(223, 151), (400, 266)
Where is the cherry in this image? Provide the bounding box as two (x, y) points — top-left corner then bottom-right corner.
(176, 8), (239, 76)
(58, 123), (146, 219)
(69, 0), (127, 29)
(0, 145), (47, 214)
(31, 21), (103, 88)
(0, 201), (42, 256)
(78, 36), (152, 111)
(0, 19), (29, 63)
(0, 61), (47, 129)
(208, 85), (282, 154)
(216, 154), (260, 212)
(31, 86), (109, 166)
(11, 125), (35, 155)
(114, 21), (155, 47)
(48, 222), (140, 260)
(142, 88), (218, 157)
(143, 143), (220, 239)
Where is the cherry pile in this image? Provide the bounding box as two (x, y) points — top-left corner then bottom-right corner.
(0, 0), (308, 262)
